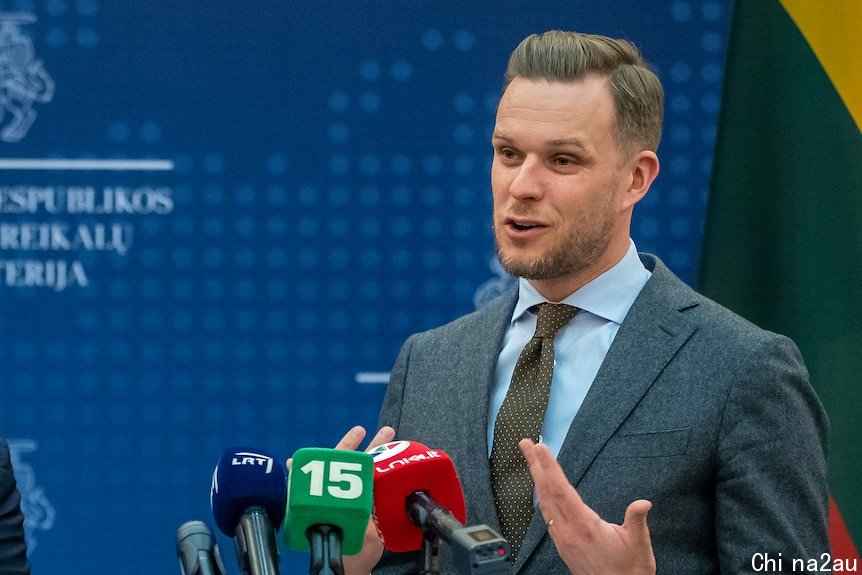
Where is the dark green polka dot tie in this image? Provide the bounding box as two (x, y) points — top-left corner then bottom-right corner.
(490, 302), (579, 555)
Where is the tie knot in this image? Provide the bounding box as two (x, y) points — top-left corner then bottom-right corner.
(531, 303), (578, 339)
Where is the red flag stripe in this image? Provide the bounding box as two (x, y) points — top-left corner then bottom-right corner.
(830, 497), (861, 562)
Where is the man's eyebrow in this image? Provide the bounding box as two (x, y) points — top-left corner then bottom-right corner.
(491, 133), (587, 150)
(547, 137), (587, 149)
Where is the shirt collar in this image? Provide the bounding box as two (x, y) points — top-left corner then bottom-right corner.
(511, 240), (651, 325)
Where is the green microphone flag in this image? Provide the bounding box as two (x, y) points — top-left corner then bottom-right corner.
(282, 447), (374, 556)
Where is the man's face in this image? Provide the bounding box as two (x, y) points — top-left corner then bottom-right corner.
(491, 75), (632, 292)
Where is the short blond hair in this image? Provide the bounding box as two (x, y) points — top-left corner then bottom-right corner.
(504, 30), (664, 155)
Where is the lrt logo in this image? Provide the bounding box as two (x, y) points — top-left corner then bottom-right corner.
(231, 452), (274, 474)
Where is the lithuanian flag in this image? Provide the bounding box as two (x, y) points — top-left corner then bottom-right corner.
(700, 0), (861, 562)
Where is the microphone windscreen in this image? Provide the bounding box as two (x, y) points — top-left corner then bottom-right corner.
(176, 520), (217, 575)
(282, 447), (374, 555)
(210, 447), (286, 537)
(369, 440), (467, 552)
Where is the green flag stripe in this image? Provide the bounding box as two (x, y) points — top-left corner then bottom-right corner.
(700, 0), (862, 547)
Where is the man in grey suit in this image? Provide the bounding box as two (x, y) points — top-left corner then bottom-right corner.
(0, 438), (30, 574)
(341, 30), (830, 574)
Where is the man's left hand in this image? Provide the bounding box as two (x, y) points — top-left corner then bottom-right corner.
(519, 438), (656, 575)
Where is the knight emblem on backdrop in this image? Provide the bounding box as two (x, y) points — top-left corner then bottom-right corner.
(0, 12), (55, 143)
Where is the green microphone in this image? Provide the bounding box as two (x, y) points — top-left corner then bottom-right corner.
(282, 448), (374, 574)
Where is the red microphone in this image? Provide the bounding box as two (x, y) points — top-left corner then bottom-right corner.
(369, 440), (512, 574)
(368, 440), (467, 552)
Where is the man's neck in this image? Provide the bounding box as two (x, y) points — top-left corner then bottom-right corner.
(527, 241), (631, 302)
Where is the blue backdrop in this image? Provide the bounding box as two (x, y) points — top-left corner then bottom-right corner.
(0, 1), (731, 572)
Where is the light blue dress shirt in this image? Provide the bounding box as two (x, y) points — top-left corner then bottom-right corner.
(487, 241), (651, 459)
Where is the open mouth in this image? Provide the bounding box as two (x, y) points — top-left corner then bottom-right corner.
(505, 217), (546, 232)
(512, 222), (538, 231)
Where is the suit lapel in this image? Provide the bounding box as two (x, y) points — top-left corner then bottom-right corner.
(454, 290), (518, 530)
(514, 258), (700, 571)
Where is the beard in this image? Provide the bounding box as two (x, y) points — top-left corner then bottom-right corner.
(494, 198), (617, 281)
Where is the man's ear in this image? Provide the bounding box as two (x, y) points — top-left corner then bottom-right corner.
(622, 150), (660, 210)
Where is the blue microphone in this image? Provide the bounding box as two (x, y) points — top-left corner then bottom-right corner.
(211, 447), (286, 575)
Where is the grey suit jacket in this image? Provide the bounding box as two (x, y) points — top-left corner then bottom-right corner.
(0, 439), (30, 575)
(376, 254), (830, 574)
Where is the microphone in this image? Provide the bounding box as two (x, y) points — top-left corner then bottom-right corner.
(176, 520), (226, 575)
(370, 440), (511, 574)
(369, 440), (467, 552)
(283, 447), (374, 575)
(211, 447), (286, 575)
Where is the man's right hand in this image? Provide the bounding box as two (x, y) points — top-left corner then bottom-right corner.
(337, 425), (396, 575)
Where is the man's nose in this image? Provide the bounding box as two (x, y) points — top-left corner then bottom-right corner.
(508, 156), (545, 200)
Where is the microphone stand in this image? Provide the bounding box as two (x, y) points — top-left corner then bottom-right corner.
(408, 492), (442, 575)
(308, 524), (345, 575)
(419, 535), (441, 575)
(407, 491), (511, 575)
(235, 506), (280, 575)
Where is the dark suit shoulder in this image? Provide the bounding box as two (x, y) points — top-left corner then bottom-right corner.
(0, 439), (31, 575)
(640, 254), (792, 350)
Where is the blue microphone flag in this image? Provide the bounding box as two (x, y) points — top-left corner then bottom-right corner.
(210, 446), (287, 537)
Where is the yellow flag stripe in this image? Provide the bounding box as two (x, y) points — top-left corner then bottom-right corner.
(780, 0), (862, 132)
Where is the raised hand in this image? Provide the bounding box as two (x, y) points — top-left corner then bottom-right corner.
(519, 439), (655, 575)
